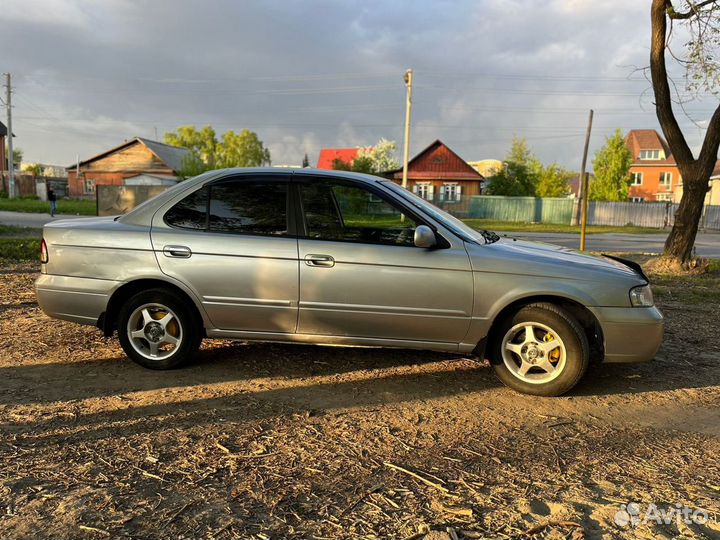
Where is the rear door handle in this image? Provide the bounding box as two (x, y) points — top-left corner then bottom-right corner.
(304, 254), (335, 268)
(163, 245), (192, 258)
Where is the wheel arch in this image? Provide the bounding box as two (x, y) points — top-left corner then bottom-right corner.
(98, 278), (208, 337)
(476, 294), (604, 363)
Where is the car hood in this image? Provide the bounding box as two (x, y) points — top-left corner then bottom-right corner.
(467, 237), (645, 284)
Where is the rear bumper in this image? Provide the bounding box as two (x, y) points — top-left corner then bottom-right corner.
(590, 306), (664, 363)
(35, 274), (118, 325)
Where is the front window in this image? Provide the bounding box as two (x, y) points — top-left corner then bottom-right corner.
(630, 196), (645, 203)
(631, 172), (643, 186)
(84, 179), (96, 194)
(164, 180), (288, 236)
(659, 172), (672, 189)
(440, 183), (461, 202)
(639, 149), (661, 160)
(656, 193), (672, 202)
(381, 181), (485, 244)
(299, 181), (418, 247)
(414, 182), (433, 200)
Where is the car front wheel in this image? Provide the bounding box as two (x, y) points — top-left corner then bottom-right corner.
(117, 288), (202, 369)
(490, 303), (589, 396)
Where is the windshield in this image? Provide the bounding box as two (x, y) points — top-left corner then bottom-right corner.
(380, 181), (498, 244)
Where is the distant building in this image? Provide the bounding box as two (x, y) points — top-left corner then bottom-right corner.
(467, 159), (503, 178)
(67, 137), (191, 198)
(389, 140), (484, 200)
(625, 129), (679, 203)
(316, 148), (361, 170)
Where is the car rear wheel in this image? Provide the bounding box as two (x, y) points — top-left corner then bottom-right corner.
(490, 303), (589, 396)
(118, 288), (202, 369)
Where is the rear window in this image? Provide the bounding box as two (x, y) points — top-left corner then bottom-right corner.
(164, 187), (208, 230)
(208, 183), (288, 236)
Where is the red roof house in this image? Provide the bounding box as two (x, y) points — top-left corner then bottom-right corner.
(316, 148), (360, 170)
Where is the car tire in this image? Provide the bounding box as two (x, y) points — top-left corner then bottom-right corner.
(117, 288), (202, 370)
(489, 302), (589, 396)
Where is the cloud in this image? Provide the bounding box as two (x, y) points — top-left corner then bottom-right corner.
(0, 0), (707, 168)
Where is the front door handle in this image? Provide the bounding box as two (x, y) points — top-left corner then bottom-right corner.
(163, 245), (192, 258)
(304, 254), (335, 268)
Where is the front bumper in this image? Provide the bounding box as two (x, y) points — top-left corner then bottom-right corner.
(590, 306), (664, 363)
(35, 274), (119, 326)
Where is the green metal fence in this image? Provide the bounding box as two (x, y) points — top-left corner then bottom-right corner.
(467, 196), (574, 224)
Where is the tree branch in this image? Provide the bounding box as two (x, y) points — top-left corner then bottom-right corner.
(667, 0), (719, 19)
(651, 0), (695, 164)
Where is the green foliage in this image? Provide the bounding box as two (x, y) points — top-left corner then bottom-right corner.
(216, 129), (271, 168)
(590, 129), (633, 201)
(24, 163), (44, 177)
(164, 125), (271, 178)
(331, 158), (352, 171)
(12, 148), (23, 166)
(0, 238), (41, 260)
(486, 137), (541, 196)
(537, 163), (572, 198)
(331, 155), (374, 174)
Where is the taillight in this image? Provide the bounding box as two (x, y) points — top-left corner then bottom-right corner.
(40, 239), (48, 264)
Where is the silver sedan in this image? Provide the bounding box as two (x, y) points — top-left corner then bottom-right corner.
(35, 169), (663, 396)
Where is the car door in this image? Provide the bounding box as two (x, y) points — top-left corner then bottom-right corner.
(295, 176), (473, 346)
(151, 175), (299, 334)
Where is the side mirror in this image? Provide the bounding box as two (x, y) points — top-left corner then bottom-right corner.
(414, 225), (437, 248)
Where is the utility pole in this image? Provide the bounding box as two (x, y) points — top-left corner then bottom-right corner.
(401, 69), (413, 189)
(4, 73), (15, 199)
(573, 109), (593, 226)
(580, 172), (590, 251)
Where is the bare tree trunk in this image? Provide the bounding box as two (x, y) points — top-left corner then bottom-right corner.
(650, 0), (720, 263)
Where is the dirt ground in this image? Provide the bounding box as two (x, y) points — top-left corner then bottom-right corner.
(0, 260), (718, 540)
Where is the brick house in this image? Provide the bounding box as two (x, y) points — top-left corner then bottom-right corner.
(625, 129), (680, 202)
(67, 137), (191, 197)
(389, 140), (484, 200)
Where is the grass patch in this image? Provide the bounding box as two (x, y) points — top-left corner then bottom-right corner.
(0, 197), (96, 216)
(0, 225), (43, 237)
(462, 219), (665, 235)
(0, 238), (41, 261)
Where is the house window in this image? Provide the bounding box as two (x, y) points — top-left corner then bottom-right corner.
(631, 172), (643, 186)
(413, 182), (434, 201)
(659, 172), (672, 189)
(630, 197), (645, 203)
(84, 179), (96, 194)
(639, 149), (661, 160)
(439, 183), (462, 202)
(656, 193), (672, 202)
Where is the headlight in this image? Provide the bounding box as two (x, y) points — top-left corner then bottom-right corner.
(629, 285), (654, 307)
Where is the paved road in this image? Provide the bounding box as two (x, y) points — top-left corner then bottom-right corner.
(2, 210), (719, 257)
(0, 211), (86, 229)
(501, 231), (720, 258)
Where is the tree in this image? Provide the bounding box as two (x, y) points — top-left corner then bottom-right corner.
(589, 129), (633, 201)
(164, 125), (271, 177)
(537, 163), (572, 198)
(302, 153), (310, 168)
(331, 155), (374, 173)
(24, 163), (43, 177)
(358, 138), (399, 173)
(12, 148), (23, 167)
(216, 129), (271, 168)
(164, 126), (218, 169)
(650, 0), (720, 263)
(485, 137), (541, 196)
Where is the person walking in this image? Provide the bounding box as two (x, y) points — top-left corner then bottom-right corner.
(48, 188), (57, 217)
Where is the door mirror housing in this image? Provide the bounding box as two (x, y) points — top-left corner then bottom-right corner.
(414, 225), (437, 248)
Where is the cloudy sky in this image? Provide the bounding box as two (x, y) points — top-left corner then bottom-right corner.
(1, 0), (716, 169)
